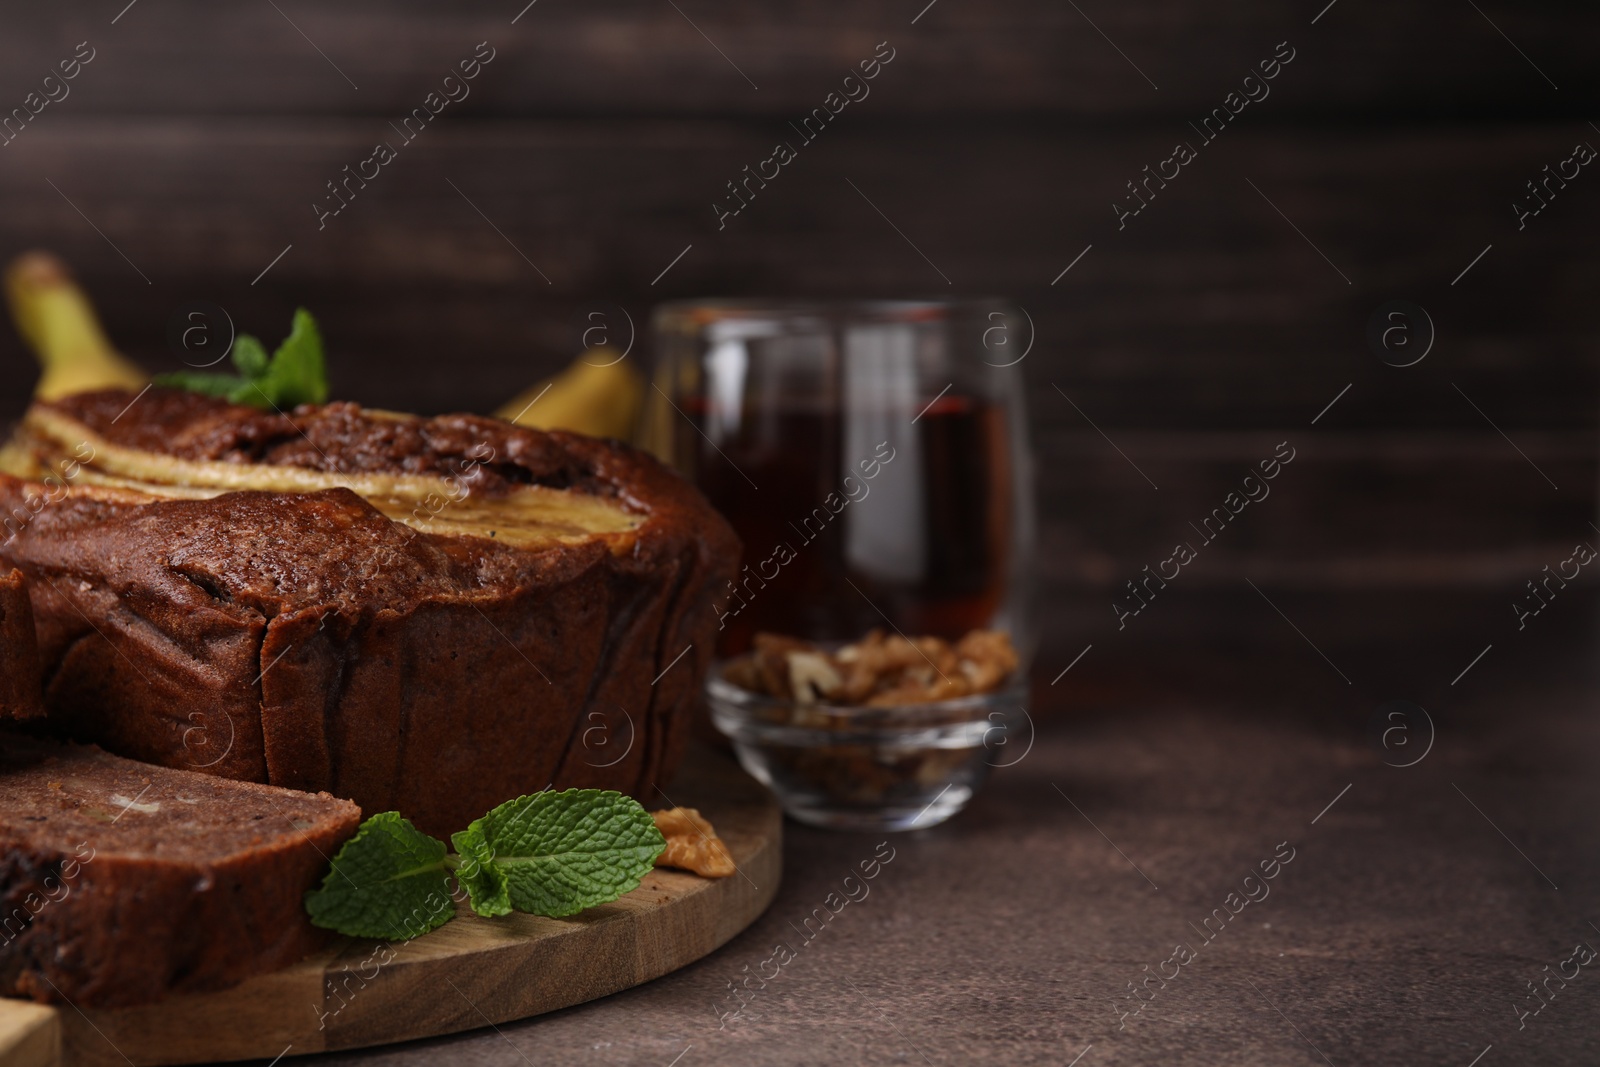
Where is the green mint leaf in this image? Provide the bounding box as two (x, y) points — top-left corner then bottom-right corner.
(304, 812), (456, 941)
(450, 826), (512, 918)
(157, 309), (329, 412)
(255, 307), (328, 408)
(466, 790), (666, 918)
(230, 334), (269, 378)
(152, 370), (248, 398)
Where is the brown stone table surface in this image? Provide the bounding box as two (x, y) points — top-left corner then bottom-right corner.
(302, 589), (1600, 1066)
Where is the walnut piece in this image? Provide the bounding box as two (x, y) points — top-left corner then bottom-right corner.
(651, 806), (736, 878)
(725, 628), (1018, 707)
(786, 651), (842, 705)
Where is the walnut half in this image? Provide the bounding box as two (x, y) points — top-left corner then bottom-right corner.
(651, 807), (735, 878)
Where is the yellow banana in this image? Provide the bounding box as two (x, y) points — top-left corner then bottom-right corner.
(496, 350), (643, 441)
(5, 251), (642, 441)
(5, 252), (146, 401)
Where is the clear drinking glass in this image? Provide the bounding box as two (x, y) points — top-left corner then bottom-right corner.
(645, 300), (1036, 657)
(643, 299), (1037, 828)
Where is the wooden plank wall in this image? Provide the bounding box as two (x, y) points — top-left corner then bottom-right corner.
(0, 1), (1593, 626)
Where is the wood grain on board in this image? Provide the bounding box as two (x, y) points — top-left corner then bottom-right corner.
(0, 745), (781, 1067)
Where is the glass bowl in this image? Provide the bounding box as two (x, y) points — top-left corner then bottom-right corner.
(706, 672), (1029, 831)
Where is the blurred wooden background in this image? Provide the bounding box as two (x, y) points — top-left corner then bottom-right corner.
(0, 0), (1594, 658)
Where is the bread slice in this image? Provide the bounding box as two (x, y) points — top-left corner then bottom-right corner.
(0, 389), (738, 837)
(0, 732), (360, 1007)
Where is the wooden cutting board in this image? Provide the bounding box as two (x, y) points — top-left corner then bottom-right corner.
(0, 746), (782, 1067)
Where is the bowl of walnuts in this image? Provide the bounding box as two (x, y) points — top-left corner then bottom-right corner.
(709, 629), (1027, 831)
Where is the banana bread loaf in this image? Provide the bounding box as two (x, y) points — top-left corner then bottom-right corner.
(0, 388), (738, 837)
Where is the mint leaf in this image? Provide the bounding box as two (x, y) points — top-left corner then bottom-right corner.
(304, 812), (456, 940)
(450, 826), (512, 918)
(465, 790), (665, 918)
(303, 792), (665, 938)
(156, 309), (329, 412)
(230, 334), (269, 378)
(254, 308), (328, 408)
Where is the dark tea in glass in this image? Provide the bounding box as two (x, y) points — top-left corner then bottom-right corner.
(645, 300), (1035, 663)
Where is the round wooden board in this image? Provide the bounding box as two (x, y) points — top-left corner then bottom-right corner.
(0, 745), (782, 1067)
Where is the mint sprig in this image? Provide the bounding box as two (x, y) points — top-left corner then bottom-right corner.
(305, 791), (666, 940)
(453, 791), (667, 919)
(155, 307), (329, 411)
(303, 812), (455, 941)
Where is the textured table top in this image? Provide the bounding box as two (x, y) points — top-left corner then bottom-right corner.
(312, 589), (1600, 1067)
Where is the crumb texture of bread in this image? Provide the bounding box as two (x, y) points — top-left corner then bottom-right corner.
(0, 733), (360, 1007)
